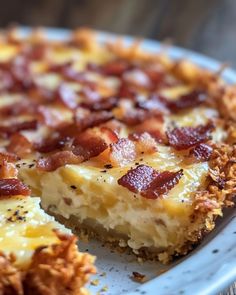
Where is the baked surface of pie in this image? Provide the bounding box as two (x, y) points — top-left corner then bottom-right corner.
(0, 27), (235, 285)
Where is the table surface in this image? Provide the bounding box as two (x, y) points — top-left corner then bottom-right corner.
(0, 0), (235, 294)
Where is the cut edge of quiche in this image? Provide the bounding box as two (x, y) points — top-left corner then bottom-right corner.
(0, 27), (235, 293)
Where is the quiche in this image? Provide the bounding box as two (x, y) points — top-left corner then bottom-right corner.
(0, 27), (235, 289)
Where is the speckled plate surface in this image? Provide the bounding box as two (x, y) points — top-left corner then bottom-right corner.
(19, 27), (236, 295)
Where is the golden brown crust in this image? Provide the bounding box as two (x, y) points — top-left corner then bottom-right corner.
(0, 253), (23, 295)
(0, 232), (95, 295)
(24, 231), (95, 295)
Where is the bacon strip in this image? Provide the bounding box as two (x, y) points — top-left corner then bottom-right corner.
(0, 120), (38, 137)
(0, 178), (30, 196)
(35, 136), (72, 153)
(118, 164), (183, 199)
(166, 122), (215, 150)
(36, 151), (83, 172)
(167, 90), (207, 112)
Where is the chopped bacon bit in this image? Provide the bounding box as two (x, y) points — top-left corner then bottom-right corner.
(75, 110), (114, 130)
(189, 143), (213, 162)
(131, 272), (146, 283)
(0, 161), (18, 179)
(100, 127), (119, 144)
(0, 101), (37, 117)
(55, 84), (78, 109)
(73, 131), (108, 160)
(129, 132), (158, 154)
(118, 82), (137, 99)
(22, 43), (47, 60)
(36, 151), (83, 172)
(0, 120), (38, 138)
(7, 133), (33, 158)
(166, 122), (215, 150)
(0, 152), (19, 163)
(118, 164), (183, 199)
(35, 136), (72, 153)
(82, 96), (117, 111)
(167, 90), (207, 112)
(109, 138), (136, 167)
(0, 178), (30, 196)
(134, 117), (166, 143)
(100, 60), (131, 76)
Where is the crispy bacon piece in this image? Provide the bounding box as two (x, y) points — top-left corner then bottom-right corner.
(167, 90), (207, 112)
(0, 120), (38, 138)
(55, 84), (78, 109)
(7, 133), (33, 158)
(75, 110), (114, 130)
(166, 122), (215, 150)
(118, 164), (183, 199)
(129, 132), (158, 154)
(109, 138), (136, 167)
(100, 127), (119, 144)
(0, 101), (37, 117)
(102, 60), (130, 76)
(0, 178), (30, 196)
(73, 131), (108, 160)
(58, 110), (114, 138)
(0, 57), (33, 92)
(118, 82), (137, 99)
(0, 161), (18, 179)
(189, 143), (213, 162)
(35, 136), (72, 153)
(82, 96), (117, 111)
(37, 151), (83, 172)
(0, 152), (19, 163)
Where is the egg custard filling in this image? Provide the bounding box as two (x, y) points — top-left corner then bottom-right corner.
(0, 27), (235, 293)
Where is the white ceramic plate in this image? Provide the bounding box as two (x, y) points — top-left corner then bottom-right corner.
(19, 27), (236, 295)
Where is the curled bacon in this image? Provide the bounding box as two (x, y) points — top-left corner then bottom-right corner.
(7, 133), (33, 158)
(0, 120), (38, 138)
(0, 178), (30, 196)
(73, 131), (108, 160)
(35, 136), (72, 154)
(166, 122), (215, 150)
(36, 151), (83, 172)
(167, 90), (207, 112)
(118, 164), (183, 199)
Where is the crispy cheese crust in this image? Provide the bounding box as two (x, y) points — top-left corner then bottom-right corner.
(0, 26), (235, 267)
(0, 232), (95, 295)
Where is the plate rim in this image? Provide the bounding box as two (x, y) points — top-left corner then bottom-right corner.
(18, 26), (236, 295)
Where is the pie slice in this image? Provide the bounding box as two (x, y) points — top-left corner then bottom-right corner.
(0, 26), (235, 272)
(0, 159), (95, 294)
